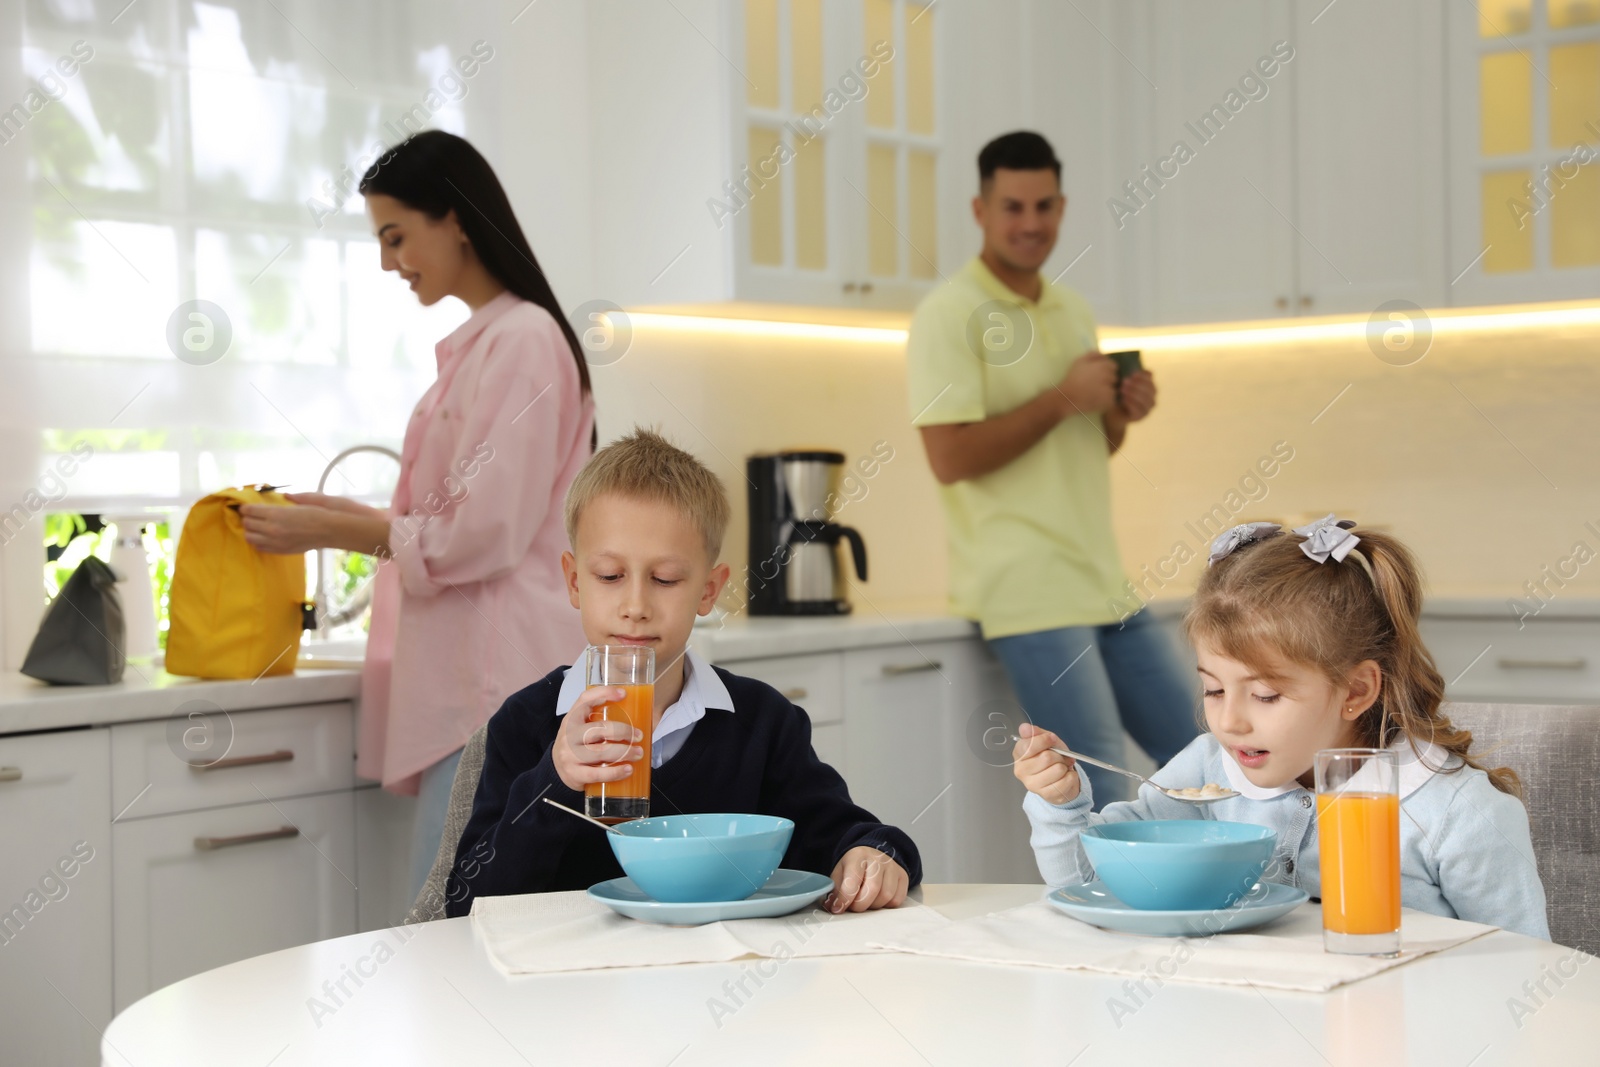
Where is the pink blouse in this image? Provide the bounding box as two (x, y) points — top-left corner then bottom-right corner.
(357, 292), (592, 795)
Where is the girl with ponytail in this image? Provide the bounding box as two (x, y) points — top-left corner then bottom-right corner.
(1012, 515), (1549, 939)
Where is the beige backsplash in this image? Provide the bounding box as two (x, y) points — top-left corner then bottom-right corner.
(590, 313), (1600, 618)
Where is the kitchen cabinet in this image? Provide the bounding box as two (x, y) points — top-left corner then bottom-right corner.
(0, 729), (112, 1067)
(723, 630), (1039, 885)
(0, 683), (387, 1055)
(1144, 0), (1297, 324)
(842, 641), (958, 882)
(111, 791), (356, 1012)
(589, 0), (950, 312)
(355, 783), (419, 932)
(1445, 0), (1600, 305)
(1139, 0), (1448, 323)
(1290, 0), (1447, 314)
(109, 701), (355, 820)
(1423, 614), (1600, 704)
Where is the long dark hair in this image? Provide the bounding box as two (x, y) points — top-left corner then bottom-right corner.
(359, 131), (592, 399)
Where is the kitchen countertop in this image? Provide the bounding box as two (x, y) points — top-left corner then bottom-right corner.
(688, 608), (980, 661)
(0, 663), (360, 736)
(6, 595), (1594, 737)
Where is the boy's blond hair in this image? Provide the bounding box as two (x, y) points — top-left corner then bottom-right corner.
(564, 427), (731, 561)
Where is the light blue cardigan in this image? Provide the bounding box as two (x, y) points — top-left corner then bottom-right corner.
(1023, 733), (1551, 940)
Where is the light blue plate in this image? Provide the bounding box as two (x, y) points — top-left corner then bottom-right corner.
(588, 868), (833, 925)
(1047, 880), (1310, 937)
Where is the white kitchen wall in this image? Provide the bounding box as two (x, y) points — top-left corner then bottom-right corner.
(589, 305), (1600, 625)
(587, 319), (950, 618)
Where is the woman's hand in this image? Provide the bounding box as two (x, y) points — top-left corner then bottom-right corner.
(1012, 722), (1081, 806)
(240, 497), (391, 556)
(551, 686), (643, 793)
(239, 501), (339, 555)
(824, 846), (909, 913)
(283, 491), (387, 520)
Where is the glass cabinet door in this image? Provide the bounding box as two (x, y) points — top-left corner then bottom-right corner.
(1455, 0), (1600, 300)
(734, 0), (941, 308)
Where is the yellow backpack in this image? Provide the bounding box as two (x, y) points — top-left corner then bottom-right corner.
(166, 485), (312, 679)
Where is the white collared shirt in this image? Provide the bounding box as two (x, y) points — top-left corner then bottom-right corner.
(553, 647), (734, 767)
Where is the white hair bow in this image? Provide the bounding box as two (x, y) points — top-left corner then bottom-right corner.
(1293, 514), (1361, 564)
(1207, 521), (1283, 566)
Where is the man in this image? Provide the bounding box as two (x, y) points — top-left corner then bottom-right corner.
(906, 131), (1196, 806)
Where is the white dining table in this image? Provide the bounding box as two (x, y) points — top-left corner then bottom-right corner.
(102, 884), (1598, 1066)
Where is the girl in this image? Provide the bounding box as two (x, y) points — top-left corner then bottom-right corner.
(1013, 515), (1550, 939)
(241, 131), (594, 899)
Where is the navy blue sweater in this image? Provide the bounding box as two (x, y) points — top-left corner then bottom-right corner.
(444, 664), (922, 916)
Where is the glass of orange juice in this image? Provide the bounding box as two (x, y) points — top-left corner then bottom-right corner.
(583, 645), (655, 823)
(1315, 748), (1401, 957)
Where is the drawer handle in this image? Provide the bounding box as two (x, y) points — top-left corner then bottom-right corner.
(1496, 657), (1587, 671)
(882, 661), (943, 677)
(781, 687), (809, 700)
(189, 749), (295, 771)
(194, 826), (299, 852)
(0, 766), (20, 783)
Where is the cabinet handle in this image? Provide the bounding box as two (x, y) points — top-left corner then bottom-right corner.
(860, 281), (874, 294)
(189, 749), (295, 771)
(0, 767), (20, 783)
(882, 660), (943, 676)
(1275, 296), (1288, 310)
(843, 281), (857, 293)
(780, 687), (809, 700)
(194, 826), (299, 852)
(1496, 656), (1587, 671)
(1299, 294), (1313, 308)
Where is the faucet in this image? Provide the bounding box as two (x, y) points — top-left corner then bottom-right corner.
(313, 444), (401, 634)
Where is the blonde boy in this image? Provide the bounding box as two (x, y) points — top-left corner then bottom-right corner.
(446, 429), (918, 914)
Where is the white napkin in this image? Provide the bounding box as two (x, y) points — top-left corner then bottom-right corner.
(470, 890), (951, 976)
(867, 899), (1496, 993)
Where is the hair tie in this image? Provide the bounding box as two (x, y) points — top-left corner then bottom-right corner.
(1292, 514), (1378, 586)
(1207, 521), (1283, 566)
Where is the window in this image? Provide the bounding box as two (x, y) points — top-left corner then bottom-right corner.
(10, 0), (507, 521)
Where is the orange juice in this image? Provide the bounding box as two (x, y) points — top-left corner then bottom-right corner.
(584, 683), (653, 820)
(1317, 791), (1400, 936)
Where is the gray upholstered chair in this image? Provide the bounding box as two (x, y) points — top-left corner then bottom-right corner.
(405, 723), (490, 924)
(1443, 702), (1600, 953)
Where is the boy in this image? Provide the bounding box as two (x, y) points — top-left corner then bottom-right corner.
(445, 429), (919, 916)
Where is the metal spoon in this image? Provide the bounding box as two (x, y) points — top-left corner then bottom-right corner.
(542, 797), (625, 833)
(1010, 735), (1239, 804)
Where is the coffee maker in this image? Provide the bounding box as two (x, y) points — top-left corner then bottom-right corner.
(746, 451), (868, 615)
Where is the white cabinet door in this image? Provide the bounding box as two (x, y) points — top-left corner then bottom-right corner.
(1291, 0), (1446, 314)
(110, 702), (354, 820)
(938, 639), (1041, 884)
(727, 651), (845, 724)
(1146, 0), (1296, 324)
(355, 784), (417, 932)
(111, 792), (356, 1012)
(0, 729), (112, 1067)
(1022, 0), (1149, 325)
(1422, 617), (1600, 704)
(842, 640), (957, 882)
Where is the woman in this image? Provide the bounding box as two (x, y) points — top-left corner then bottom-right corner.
(242, 131), (593, 899)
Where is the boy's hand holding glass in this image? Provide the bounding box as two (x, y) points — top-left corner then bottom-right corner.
(551, 685), (644, 793)
(1012, 722), (1081, 805)
(825, 846), (909, 913)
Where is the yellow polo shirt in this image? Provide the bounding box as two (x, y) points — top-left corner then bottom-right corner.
(907, 257), (1130, 637)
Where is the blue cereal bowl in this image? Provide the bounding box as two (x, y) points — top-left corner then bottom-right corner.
(1080, 820), (1276, 911)
(607, 813), (794, 903)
